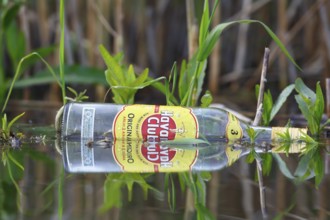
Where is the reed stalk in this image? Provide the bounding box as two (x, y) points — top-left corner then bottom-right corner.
(59, 0), (66, 104)
(253, 48), (270, 219)
(277, 0), (288, 89)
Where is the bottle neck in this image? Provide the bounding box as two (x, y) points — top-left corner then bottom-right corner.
(250, 126), (307, 153)
(249, 126), (272, 142)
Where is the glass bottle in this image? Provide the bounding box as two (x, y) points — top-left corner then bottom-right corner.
(60, 102), (307, 173)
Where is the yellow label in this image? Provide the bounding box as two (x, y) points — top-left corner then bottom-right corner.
(112, 105), (198, 172)
(225, 146), (242, 166)
(225, 113), (243, 143)
(225, 113), (243, 166)
(271, 127), (307, 153)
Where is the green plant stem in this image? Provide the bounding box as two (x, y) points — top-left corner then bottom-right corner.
(59, 0), (66, 104)
(6, 155), (22, 195)
(1, 52), (61, 113)
(0, 28), (4, 105)
(186, 61), (201, 106)
(57, 168), (64, 220)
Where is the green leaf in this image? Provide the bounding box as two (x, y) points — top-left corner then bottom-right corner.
(270, 84), (295, 122)
(7, 112), (25, 135)
(198, 0), (210, 46)
(164, 173), (176, 212)
(99, 174), (124, 212)
(294, 153), (314, 180)
(7, 153), (23, 174)
(294, 78), (325, 136)
(200, 90), (213, 107)
(295, 78), (316, 102)
(180, 59), (207, 106)
(261, 153), (273, 176)
(197, 21), (236, 61)
(196, 173), (207, 205)
(132, 68), (149, 86)
(169, 62), (178, 95)
(127, 64), (136, 83)
(5, 22), (26, 68)
(263, 90), (273, 125)
(99, 44), (125, 85)
(246, 149), (260, 163)
(1, 2), (21, 30)
(314, 82), (324, 124)
(197, 20), (301, 71)
(196, 203), (216, 220)
(199, 171), (212, 181)
(100, 173), (163, 213)
(105, 69), (120, 86)
(6, 155), (23, 196)
(273, 154), (295, 179)
(178, 60), (187, 101)
(295, 94), (316, 134)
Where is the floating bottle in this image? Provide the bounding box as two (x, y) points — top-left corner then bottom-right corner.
(60, 103), (307, 173)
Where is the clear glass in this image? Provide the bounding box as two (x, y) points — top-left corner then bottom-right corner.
(61, 103), (271, 142)
(60, 103), (273, 173)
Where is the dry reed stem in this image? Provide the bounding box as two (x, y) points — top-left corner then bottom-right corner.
(186, 0), (198, 60)
(253, 48), (269, 126)
(277, 0), (288, 89)
(239, 159), (254, 219)
(319, 0), (330, 75)
(208, 171), (220, 216)
(253, 47), (270, 219)
(70, 0), (87, 65)
(114, 0), (124, 54)
(233, 0), (252, 80)
(184, 1), (199, 219)
(326, 78), (330, 118)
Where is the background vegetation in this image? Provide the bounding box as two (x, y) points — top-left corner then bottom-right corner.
(1, 0), (330, 107)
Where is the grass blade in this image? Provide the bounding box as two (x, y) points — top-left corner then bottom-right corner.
(57, 168), (64, 220)
(59, 0), (66, 104)
(2, 52), (61, 113)
(197, 20), (301, 71)
(7, 112), (25, 132)
(199, 0), (210, 46)
(7, 152), (24, 171)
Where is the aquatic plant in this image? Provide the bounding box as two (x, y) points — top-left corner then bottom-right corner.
(97, 45), (166, 215)
(256, 84), (295, 126)
(1, 113), (24, 144)
(99, 45), (165, 104)
(294, 78), (330, 136)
